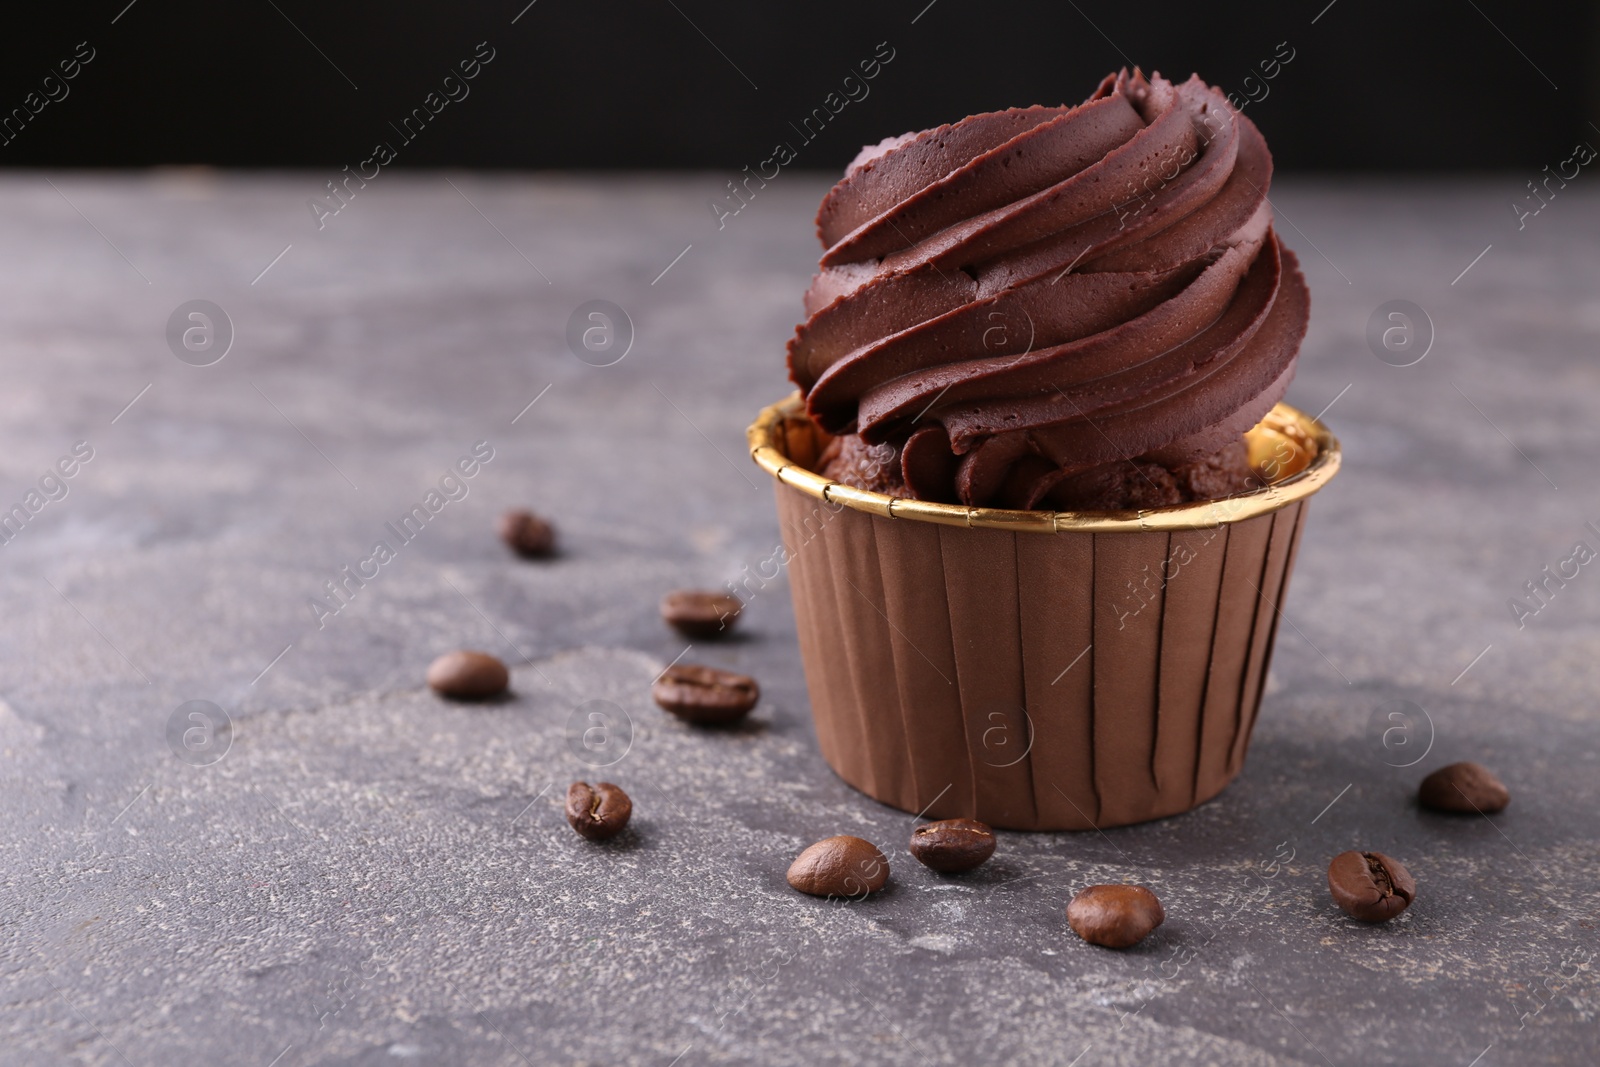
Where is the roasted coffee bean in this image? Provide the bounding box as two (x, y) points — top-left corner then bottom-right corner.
(786, 835), (889, 898)
(498, 509), (556, 558)
(909, 818), (996, 873)
(660, 590), (742, 638)
(566, 781), (632, 841)
(1066, 884), (1165, 948)
(1418, 761), (1510, 814)
(652, 663), (758, 725)
(1327, 850), (1416, 922)
(426, 650), (509, 699)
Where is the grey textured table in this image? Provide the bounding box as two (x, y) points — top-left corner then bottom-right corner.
(2, 173), (1596, 1067)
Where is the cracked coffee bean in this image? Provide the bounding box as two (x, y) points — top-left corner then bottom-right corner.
(426, 650), (509, 699)
(660, 590), (742, 638)
(565, 781), (632, 841)
(1418, 761), (1510, 814)
(909, 818), (996, 873)
(1066, 884), (1165, 948)
(498, 509), (556, 558)
(652, 663), (758, 725)
(786, 836), (889, 898)
(1327, 850), (1416, 922)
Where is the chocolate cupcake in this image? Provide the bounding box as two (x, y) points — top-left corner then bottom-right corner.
(750, 69), (1340, 830)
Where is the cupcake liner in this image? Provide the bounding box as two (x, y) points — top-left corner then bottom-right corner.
(751, 396), (1339, 831)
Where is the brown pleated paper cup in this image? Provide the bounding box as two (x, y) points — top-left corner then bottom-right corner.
(748, 395), (1341, 831)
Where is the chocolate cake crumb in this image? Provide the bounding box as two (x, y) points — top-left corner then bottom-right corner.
(1170, 438), (1257, 501)
(819, 434), (910, 498)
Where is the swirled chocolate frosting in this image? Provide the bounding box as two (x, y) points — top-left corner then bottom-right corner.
(789, 69), (1309, 510)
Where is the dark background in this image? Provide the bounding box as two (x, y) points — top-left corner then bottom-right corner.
(1, 0), (1596, 172)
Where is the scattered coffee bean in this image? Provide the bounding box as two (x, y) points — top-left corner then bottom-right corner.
(425, 650), (509, 699)
(498, 509), (556, 558)
(1066, 884), (1165, 948)
(909, 818), (996, 873)
(1327, 850), (1416, 922)
(566, 781), (632, 841)
(652, 663), (759, 725)
(1418, 761), (1510, 814)
(786, 836), (889, 898)
(660, 590), (742, 638)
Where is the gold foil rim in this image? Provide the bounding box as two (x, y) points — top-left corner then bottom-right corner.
(748, 393), (1341, 534)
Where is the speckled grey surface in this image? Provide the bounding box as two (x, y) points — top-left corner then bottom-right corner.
(2, 173), (1597, 1066)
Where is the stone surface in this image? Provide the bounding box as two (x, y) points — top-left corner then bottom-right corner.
(1, 172), (1597, 1066)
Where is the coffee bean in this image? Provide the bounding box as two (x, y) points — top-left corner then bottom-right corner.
(1327, 850), (1416, 922)
(498, 509), (556, 558)
(909, 818), (996, 873)
(652, 664), (759, 725)
(1418, 761), (1510, 814)
(786, 835), (888, 898)
(566, 781), (632, 841)
(426, 650), (509, 699)
(1066, 884), (1164, 948)
(660, 590), (742, 638)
